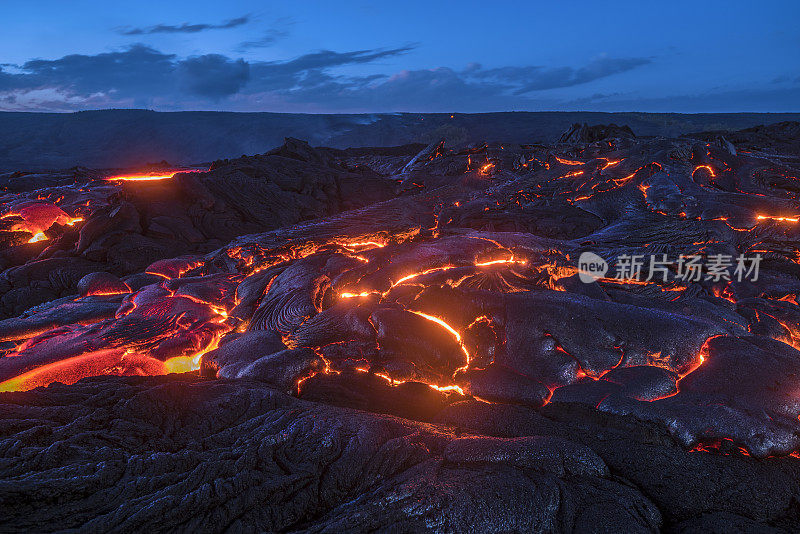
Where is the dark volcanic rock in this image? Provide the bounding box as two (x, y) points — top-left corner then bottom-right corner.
(685, 121), (800, 155)
(558, 122), (636, 143)
(0, 375), (651, 532)
(3, 127), (800, 532)
(2, 375), (799, 532)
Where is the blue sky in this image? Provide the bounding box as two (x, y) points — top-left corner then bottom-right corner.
(1, 0), (799, 112)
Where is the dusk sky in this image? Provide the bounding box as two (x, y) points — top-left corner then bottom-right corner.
(2, 0), (799, 113)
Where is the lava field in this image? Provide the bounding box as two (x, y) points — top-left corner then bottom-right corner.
(3, 123), (800, 531)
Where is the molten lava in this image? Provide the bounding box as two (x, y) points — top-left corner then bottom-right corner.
(408, 309), (470, 359)
(554, 156), (583, 165)
(1, 201), (84, 243)
(108, 173), (177, 181)
(0, 349), (165, 393)
(106, 169), (202, 182)
(757, 215), (800, 223)
(27, 232), (48, 243)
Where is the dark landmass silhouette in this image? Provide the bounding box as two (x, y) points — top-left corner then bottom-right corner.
(3, 109), (800, 170)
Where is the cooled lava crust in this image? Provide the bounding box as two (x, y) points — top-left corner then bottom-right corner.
(3, 128), (800, 531)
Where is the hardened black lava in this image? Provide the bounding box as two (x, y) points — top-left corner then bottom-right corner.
(3, 124), (800, 532)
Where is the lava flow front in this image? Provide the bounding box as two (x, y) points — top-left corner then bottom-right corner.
(3, 129), (800, 464)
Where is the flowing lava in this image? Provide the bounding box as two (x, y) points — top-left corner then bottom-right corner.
(27, 232), (48, 243)
(757, 215), (800, 223)
(106, 169), (202, 182)
(0, 350), (163, 393)
(408, 310), (470, 359)
(1, 202), (85, 244)
(692, 164), (717, 177)
(4, 130), (800, 463)
(109, 174), (176, 182)
(339, 255), (527, 299)
(554, 156), (584, 166)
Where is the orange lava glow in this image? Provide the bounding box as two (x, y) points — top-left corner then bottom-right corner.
(692, 165), (716, 177)
(354, 367), (466, 395)
(107, 173), (178, 182)
(336, 240), (387, 250)
(163, 356), (201, 374)
(0, 349), (166, 393)
(554, 156), (584, 165)
(21, 215), (84, 244)
(474, 257), (527, 267)
(2, 339), (224, 393)
(27, 231), (48, 243)
(0, 287), (231, 392)
(600, 159), (622, 170)
(327, 279), (482, 396)
(85, 289), (129, 297)
(757, 215), (800, 223)
(107, 170), (202, 182)
(339, 255), (527, 300)
(2, 202), (85, 244)
(340, 291), (377, 299)
(392, 266), (455, 287)
(689, 438), (751, 456)
(22, 216), (85, 243)
(0, 343), (223, 393)
(408, 310), (469, 359)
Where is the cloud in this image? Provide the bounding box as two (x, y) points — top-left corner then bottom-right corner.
(259, 47), (418, 75)
(177, 55), (250, 99)
(244, 46), (416, 93)
(471, 56), (652, 94)
(271, 67), (508, 112)
(0, 45), (415, 109)
(247, 57), (652, 112)
(120, 14), (251, 35)
(0, 45), (253, 105)
(0, 45), (177, 97)
(236, 18), (293, 51)
(236, 29), (287, 50)
(0, 44), (661, 112)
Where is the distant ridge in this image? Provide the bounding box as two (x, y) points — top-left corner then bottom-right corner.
(2, 109), (800, 170)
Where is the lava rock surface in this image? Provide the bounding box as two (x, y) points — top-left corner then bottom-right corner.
(3, 124), (800, 531)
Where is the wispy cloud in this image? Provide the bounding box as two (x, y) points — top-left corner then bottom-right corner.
(237, 29), (288, 50)
(0, 44), (662, 112)
(470, 56), (652, 94)
(236, 18), (292, 51)
(119, 14), (251, 35)
(0, 45), (248, 104)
